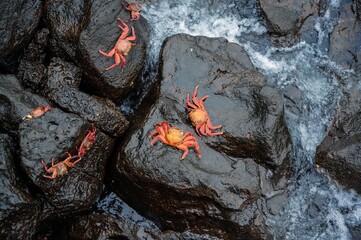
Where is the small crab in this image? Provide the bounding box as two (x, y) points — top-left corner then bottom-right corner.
(77, 124), (96, 157)
(122, 2), (142, 22)
(22, 106), (54, 121)
(149, 122), (201, 160)
(98, 18), (136, 71)
(186, 85), (223, 137)
(41, 152), (82, 180)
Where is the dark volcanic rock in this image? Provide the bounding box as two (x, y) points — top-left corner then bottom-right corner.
(112, 34), (291, 239)
(329, 1), (361, 73)
(45, 0), (150, 101)
(63, 212), (218, 240)
(0, 0), (42, 57)
(259, 0), (320, 45)
(356, 0), (361, 21)
(0, 74), (52, 132)
(316, 76), (361, 194)
(316, 0), (361, 193)
(0, 134), (39, 239)
(19, 108), (113, 218)
(46, 58), (129, 137)
(17, 28), (50, 92)
(66, 214), (134, 240)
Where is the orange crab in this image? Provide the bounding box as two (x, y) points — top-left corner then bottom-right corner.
(41, 152), (82, 179)
(149, 122), (201, 160)
(186, 86), (223, 137)
(22, 106), (54, 121)
(77, 124), (96, 157)
(122, 2), (142, 22)
(98, 18), (136, 71)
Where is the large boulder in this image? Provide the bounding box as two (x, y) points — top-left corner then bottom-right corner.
(316, 0), (361, 192)
(329, 1), (361, 74)
(355, 0), (361, 21)
(17, 28), (50, 92)
(45, 57), (129, 137)
(316, 78), (361, 194)
(0, 74), (52, 132)
(258, 0), (320, 45)
(111, 34), (291, 239)
(45, 0), (150, 101)
(0, 0), (42, 57)
(19, 108), (113, 219)
(0, 134), (39, 239)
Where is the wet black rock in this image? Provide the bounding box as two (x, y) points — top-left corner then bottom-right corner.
(258, 0), (320, 46)
(45, 0), (150, 101)
(316, 76), (361, 194)
(329, 1), (361, 74)
(46, 58), (129, 137)
(0, 74), (52, 132)
(17, 28), (50, 92)
(0, 0), (42, 58)
(112, 34), (291, 239)
(66, 214), (134, 239)
(0, 134), (39, 239)
(19, 108), (113, 219)
(61, 212), (221, 240)
(316, 0), (361, 193)
(356, 0), (361, 21)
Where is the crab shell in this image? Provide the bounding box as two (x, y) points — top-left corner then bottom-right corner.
(188, 108), (209, 126)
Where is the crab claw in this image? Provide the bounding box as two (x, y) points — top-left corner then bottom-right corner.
(22, 106), (54, 121)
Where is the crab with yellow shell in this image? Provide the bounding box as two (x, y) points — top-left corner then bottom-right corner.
(149, 122), (201, 160)
(186, 85), (223, 137)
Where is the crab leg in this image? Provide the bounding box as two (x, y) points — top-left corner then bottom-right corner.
(198, 95), (209, 109)
(98, 48), (115, 57)
(103, 53), (121, 71)
(43, 173), (57, 180)
(191, 85), (203, 108)
(118, 53), (127, 70)
(149, 125), (166, 139)
(125, 27), (136, 41)
(206, 119), (222, 130)
(116, 18), (130, 39)
(186, 94), (199, 110)
(195, 124), (202, 136)
(176, 144), (189, 160)
(150, 134), (167, 145)
(41, 160), (49, 172)
(183, 141), (201, 158)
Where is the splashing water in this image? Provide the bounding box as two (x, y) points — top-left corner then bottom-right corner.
(120, 0), (361, 238)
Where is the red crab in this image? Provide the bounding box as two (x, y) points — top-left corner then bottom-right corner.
(122, 2), (142, 22)
(77, 124), (96, 157)
(149, 122), (201, 160)
(22, 106), (54, 121)
(98, 18), (136, 71)
(41, 152), (82, 180)
(186, 85), (223, 137)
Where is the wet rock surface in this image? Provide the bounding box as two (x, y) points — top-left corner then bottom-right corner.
(45, 0), (150, 101)
(0, 74), (52, 132)
(0, 0), (42, 57)
(65, 214), (136, 240)
(329, 0), (361, 74)
(58, 210), (219, 240)
(316, 1), (361, 191)
(112, 34), (291, 239)
(315, 64), (361, 193)
(258, 0), (320, 46)
(0, 134), (39, 239)
(45, 58), (129, 137)
(19, 108), (113, 219)
(17, 28), (50, 92)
